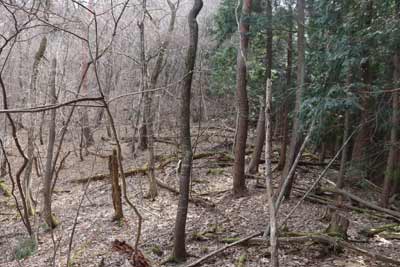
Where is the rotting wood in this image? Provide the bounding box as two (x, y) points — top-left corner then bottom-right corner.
(109, 149), (123, 221)
(325, 212), (349, 239)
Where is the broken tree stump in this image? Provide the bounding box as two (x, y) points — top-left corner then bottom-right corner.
(109, 149), (123, 221)
(325, 212), (349, 239)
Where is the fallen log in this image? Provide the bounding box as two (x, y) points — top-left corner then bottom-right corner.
(72, 151), (233, 184)
(360, 224), (400, 237)
(71, 165), (148, 183)
(293, 189), (400, 222)
(323, 186), (400, 220)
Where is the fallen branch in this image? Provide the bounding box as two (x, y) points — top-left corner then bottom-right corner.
(185, 231), (400, 267)
(185, 232), (263, 267)
(360, 224), (400, 237)
(71, 165), (148, 184)
(339, 239), (400, 265)
(71, 151), (232, 184)
(323, 186), (400, 220)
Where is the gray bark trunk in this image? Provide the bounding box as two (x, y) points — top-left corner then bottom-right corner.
(172, 0), (202, 261)
(233, 0), (252, 196)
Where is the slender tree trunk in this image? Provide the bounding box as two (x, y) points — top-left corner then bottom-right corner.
(146, 0), (178, 199)
(138, 7), (149, 151)
(382, 52), (400, 208)
(42, 58), (59, 228)
(172, 0), (202, 261)
(279, 0), (305, 199)
(336, 108), (350, 205)
(23, 36), (48, 217)
(137, 0), (158, 198)
(95, 52), (114, 129)
(80, 0), (94, 148)
(247, 0), (272, 174)
(233, 0), (252, 196)
(351, 0), (373, 172)
(264, 79), (279, 266)
(277, 16), (293, 171)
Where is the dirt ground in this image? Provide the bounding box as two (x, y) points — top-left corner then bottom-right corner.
(1, 126), (400, 267)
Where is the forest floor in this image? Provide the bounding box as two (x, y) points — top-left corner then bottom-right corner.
(1, 124), (400, 267)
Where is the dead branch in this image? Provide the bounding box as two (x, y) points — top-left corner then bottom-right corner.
(185, 232), (263, 267)
(323, 186), (400, 220)
(185, 231), (400, 267)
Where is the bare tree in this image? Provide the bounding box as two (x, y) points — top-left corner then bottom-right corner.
(233, 0), (252, 197)
(23, 34), (48, 217)
(42, 58), (58, 228)
(172, 0), (203, 261)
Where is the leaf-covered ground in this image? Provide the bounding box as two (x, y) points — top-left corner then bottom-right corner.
(1, 126), (399, 267)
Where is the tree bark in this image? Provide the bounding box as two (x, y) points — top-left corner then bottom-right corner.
(138, 1), (149, 151)
(109, 149), (123, 221)
(382, 52), (400, 207)
(172, 0), (202, 262)
(247, 0), (272, 174)
(79, 0), (95, 148)
(42, 58), (59, 229)
(24, 36), (48, 217)
(336, 108), (350, 205)
(277, 12), (293, 171)
(351, 0), (373, 172)
(233, 0), (252, 196)
(279, 0), (305, 199)
(264, 79), (279, 267)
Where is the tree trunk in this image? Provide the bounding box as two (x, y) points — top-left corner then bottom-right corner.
(336, 108), (350, 205)
(264, 79), (279, 267)
(80, 0), (95, 148)
(351, 0), (373, 173)
(277, 15), (293, 171)
(42, 58), (59, 229)
(23, 36), (48, 217)
(326, 212), (349, 240)
(279, 0), (305, 199)
(138, 9), (148, 151)
(233, 0), (252, 196)
(172, 0), (202, 262)
(382, 52), (400, 207)
(247, 0), (272, 174)
(109, 149), (123, 221)
(95, 51), (115, 130)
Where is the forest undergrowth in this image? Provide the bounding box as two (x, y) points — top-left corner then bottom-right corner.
(1, 125), (399, 267)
